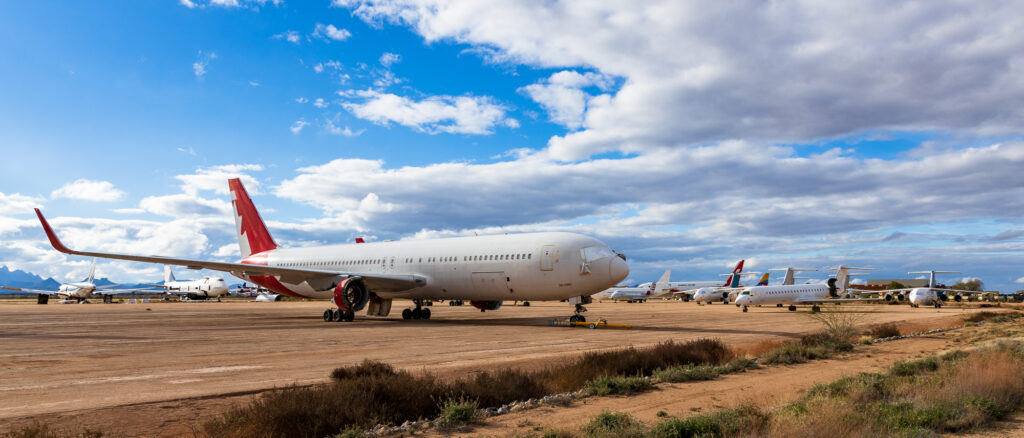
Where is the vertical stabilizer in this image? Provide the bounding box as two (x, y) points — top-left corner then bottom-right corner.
(228, 178), (278, 258)
(651, 270), (672, 295)
(756, 272), (770, 286)
(721, 260), (744, 287)
(164, 265), (176, 283)
(86, 258), (96, 283)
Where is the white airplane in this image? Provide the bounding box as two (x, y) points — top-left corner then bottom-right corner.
(733, 266), (891, 312)
(887, 270), (995, 308)
(660, 260), (748, 302)
(33, 178), (629, 323)
(594, 270), (671, 302)
(149, 266), (229, 302)
(693, 272), (764, 304)
(0, 259), (128, 303)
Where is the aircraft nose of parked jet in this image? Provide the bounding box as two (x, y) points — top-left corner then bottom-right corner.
(608, 257), (629, 284)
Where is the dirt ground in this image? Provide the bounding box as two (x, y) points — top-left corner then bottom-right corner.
(0, 298), (1008, 436)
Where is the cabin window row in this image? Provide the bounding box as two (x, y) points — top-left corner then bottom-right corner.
(278, 253), (533, 268)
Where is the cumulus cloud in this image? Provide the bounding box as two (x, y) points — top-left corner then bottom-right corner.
(290, 120), (309, 134)
(313, 98), (328, 108)
(273, 30), (301, 44)
(50, 179), (125, 202)
(379, 52), (401, 67)
(0, 192), (43, 215)
(342, 90), (517, 135)
(192, 51), (216, 78)
(139, 194), (232, 217)
(176, 164), (264, 195)
(337, 0), (1024, 160)
(1016, 277), (1024, 284)
(520, 71), (614, 130)
(313, 23), (352, 41)
(325, 119), (364, 136)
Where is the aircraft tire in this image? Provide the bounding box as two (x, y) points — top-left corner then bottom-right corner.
(411, 308), (422, 320)
(742, 306), (748, 313)
(421, 308), (431, 320)
(788, 305), (797, 311)
(323, 309), (334, 322)
(344, 310), (355, 321)
(332, 309), (343, 322)
(811, 305), (821, 312)
(402, 308), (413, 320)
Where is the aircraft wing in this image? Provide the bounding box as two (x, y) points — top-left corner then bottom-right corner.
(1, 286), (58, 295)
(35, 209), (427, 293)
(793, 296), (890, 304)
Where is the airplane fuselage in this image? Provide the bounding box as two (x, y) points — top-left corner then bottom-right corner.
(235, 232), (628, 302)
(166, 277), (229, 298)
(57, 282), (97, 299)
(735, 284), (831, 307)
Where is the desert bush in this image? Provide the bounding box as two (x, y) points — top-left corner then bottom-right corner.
(650, 404), (768, 438)
(583, 375), (652, 396)
(806, 310), (863, 343)
(2, 423), (108, 438)
(435, 397), (478, 429)
(581, 411), (645, 438)
(867, 322), (901, 339)
(652, 364), (720, 383)
(889, 356), (938, 376)
(760, 342), (831, 365)
(329, 359), (397, 380)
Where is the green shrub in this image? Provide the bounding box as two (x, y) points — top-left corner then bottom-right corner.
(435, 397), (478, 429)
(583, 375), (653, 396)
(652, 364), (720, 383)
(760, 342), (831, 365)
(650, 404), (767, 438)
(581, 411), (645, 438)
(889, 356), (939, 376)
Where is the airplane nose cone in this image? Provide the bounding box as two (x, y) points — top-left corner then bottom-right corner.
(608, 257), (629, 284)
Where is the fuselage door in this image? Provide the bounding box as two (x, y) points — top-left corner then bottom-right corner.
(540, 245), (556, 271)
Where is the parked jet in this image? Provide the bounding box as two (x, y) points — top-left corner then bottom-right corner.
(659, 260), (747, 302)
(149, 266), (229, 301)
(769, 268), (818, 286)
(693, 271), (764, 304)
(733, 266), (890, 312)
(33, 178), (629, 323)
(595, 270), (671, 302)
(0, 259), (129, 303)
(885, 270), (995, 308)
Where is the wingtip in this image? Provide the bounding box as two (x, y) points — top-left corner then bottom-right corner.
(34, 208), (73, 254)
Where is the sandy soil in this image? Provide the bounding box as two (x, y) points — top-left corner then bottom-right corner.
(0, 299), (1004, 436)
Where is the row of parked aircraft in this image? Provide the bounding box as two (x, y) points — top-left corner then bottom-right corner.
(12, 178), (993, 321)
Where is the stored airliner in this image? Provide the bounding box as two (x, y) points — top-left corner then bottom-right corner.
(34, 178), (629, 323)
(885, 270), (995, 308)
(150, 266), (229, 301)
(594, 270), (671, 302)
(0, 259), (129, 303)
(733, 266), (891, 312)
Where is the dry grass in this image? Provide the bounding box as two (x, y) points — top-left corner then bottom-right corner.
(866, 322), (901, 339)
(733, 339), (785, 358)
(202, 339), (734, 437)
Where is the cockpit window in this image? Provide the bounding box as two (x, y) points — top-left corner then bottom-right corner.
(741, 291), (750, 295)
(581, 246), (615, 262)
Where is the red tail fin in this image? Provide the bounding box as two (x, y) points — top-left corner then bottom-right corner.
(229, 178), (277, 257)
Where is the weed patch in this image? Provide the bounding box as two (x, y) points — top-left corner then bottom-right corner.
(435, 397), (478, 429)
(583, 375), (652, 396)
(582, 411), (645, 438)
(868, 322), (901, 338)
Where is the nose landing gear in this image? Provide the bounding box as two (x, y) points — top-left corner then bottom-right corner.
(568, 303), (588, 323)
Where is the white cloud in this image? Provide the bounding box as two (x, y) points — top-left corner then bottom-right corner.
(180, 0), (197, 8)
(314, 60), (342, 74)
(520, 71), (613, 130)
(0, 192), (43, 215)
(139, 194), (232, 217)
(273, 30), (301, 44)
(337, 0), (1024, 161)
(313, 23), (352, 41)
(175, 164), (264, 196)
(295, 97), (309, 104)
(249, 80), (260, 87)
(184, 0), (282, 9)
(50, 179), (125, 202)
(113, 208), (145, 214)
(313, 98), (328, 108)
(177, 146), (197, 155)
(325, 119), (364, 137)
(342, 90), (516, 135)
(379, 52), (401, 67)
(290, 120), (310, 134)
(192, 51), (216, 78)
(1015, 277), (1024, 284)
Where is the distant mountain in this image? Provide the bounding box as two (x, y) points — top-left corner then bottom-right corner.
(0, 265), (116, 291)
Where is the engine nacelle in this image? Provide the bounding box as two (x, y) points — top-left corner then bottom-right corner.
(470, 300), (503, 312)
(938, 292), (949, 302)
(883, 294), (894, 302)
(953, 294), (963, 302)
(332, 278), (370, 312)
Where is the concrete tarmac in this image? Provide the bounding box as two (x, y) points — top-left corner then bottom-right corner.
(0, 299), (988, 432)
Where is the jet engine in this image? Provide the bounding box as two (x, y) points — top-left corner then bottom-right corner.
(332, 278), (370, 311)
(470, 300), (503, 312)
(952, 294), (963, 302)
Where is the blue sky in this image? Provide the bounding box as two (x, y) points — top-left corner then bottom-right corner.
(1, 1), (1023, 292)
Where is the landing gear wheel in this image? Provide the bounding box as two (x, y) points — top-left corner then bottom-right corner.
(788, 305), (797, 311)
(332, 309), (343, 322)
(777, 304), (783, 308)
(402, 308), (413, 320)
(522, 301), (530, 307)
(742, 306), (748, 313)
(411, 308), (422, 320)
(934, 302), (942, 309)
(811, 305), (821, 313)
(421, 308), (431, 320)
(323, 309), (335, 322)
(344, 310), (355, 321)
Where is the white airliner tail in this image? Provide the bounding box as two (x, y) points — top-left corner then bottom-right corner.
(652, 270), (672, 295)
(165, 265), (176, 283)
(86, 259), (96, 283)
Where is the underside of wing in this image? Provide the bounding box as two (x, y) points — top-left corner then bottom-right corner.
(1, 286), (57, 295)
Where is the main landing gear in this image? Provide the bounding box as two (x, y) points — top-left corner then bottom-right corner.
(811, 305), (821, 313)
(402, 299), (432, 320)
(323, 308), (354, 322)
(933, 301), (942, 309)
(568, 303), (588, 324)
(788, 305), (797, 311)
(742, 305), (748, 313)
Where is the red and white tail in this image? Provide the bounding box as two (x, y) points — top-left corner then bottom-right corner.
(229, 178), (277, 258)
(721, 260), (744, 287)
